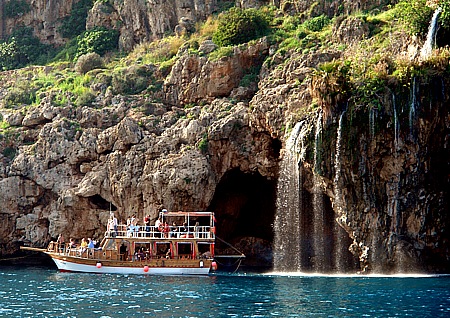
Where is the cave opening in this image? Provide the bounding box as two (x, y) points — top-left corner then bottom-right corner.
(88, 195), (117, 211)
(207, 168), (277, 266)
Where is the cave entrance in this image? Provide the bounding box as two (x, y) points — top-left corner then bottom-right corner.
(88, 195), (117, 211)
(207, 168), (277, 266)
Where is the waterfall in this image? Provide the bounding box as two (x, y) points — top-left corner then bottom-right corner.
(420, 7), (442, 60)
(333, 111), (347, 272)
(393, 94), (400, 152)
(333, 112), (345, 215)
(312, 112), (325, 272)
(273, 122), (303, 271)
(369, 108), (376, 139)
(409, 77), (417, 139)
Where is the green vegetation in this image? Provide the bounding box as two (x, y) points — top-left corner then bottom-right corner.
(302, 15), (331, 32)
(111, 65), (153, 95)
(0, 27), (54, 71)
(395, 0), (434, 35)
(395, 0), (450, 36)
(212, 7), (271, 47)
(59, 0), (94, 39)
(75, 53), (104, 74)
(4, 81), (36, 108)
(76, 27), (119, 59)
(0, 0), (448, 125)
(4, 0), (31, 18)
(2, 147), (16, 160)
(198, 134), (209, 153)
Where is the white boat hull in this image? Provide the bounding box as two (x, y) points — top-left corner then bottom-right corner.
(51, 257), (211, 275)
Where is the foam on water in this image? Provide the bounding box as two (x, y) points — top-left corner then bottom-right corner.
(263, 271), (439, 278)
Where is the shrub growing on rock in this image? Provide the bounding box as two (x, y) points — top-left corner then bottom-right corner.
(212, 7), (270, 47)
(111, 65), (153, 95)
(75, 52), (104, 74)
(75, 27), (119, 59)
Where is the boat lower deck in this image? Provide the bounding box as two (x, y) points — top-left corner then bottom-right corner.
(49, 253), (213, 275)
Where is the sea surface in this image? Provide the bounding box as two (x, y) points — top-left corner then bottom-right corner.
(1, 266), (449, 317)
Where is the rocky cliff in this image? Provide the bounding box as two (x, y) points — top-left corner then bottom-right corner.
(1, 0), (394, 50)
(1, 0), (449, 273)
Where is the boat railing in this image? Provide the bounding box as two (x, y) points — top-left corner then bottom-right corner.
(46, 241), (212, 261)
(47, 242), (123, 260)
(105, 225), (215, 240)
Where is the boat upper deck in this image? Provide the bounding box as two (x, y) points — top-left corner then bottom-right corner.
(106, 211), (216, 241)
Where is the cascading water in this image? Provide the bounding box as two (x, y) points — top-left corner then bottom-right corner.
(420, 7), (442, 60)
(273, 122), (303, 272)
(393, 94), (400, 152)
(312, 112), (326, 272)
(409, 77), (417, 140)
(369, 107), (376, 139)
(333, 111), (347, 272)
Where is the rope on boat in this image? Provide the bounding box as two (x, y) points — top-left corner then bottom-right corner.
(214, 235), (245, 273)
(215, 235), (245, 257)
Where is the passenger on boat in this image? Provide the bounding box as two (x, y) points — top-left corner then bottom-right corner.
(165, 248), (171, 259)
(144, 215), (151, 236)
(134, 247), (145, 261)
(163, 222), (170, 238)
(108, 214), (118, 237)
(69, 238), (77, 248)
(130, 214), (136, 233)
(194, 222), (200, 238)
(113, 215), (118, 236)
(132, 216), (139, 237)
(178, 222), (187, 238)
(57, 233), (64, 244)
(155, 218), (162, 237)
(79, 238), (88, 254)
(126, 217), (132, 236)
(88, 238), (95, 249)
(170, 222), (178, 237)
(201, 251), (212, 259)
(56, 234), (65, 251)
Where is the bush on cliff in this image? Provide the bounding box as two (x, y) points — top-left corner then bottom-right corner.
(75, 52), (104, 74)
(212, 7), (270, 47)
(76, 27), (119, 60)
(4, 0), (31, 18)
(59, 0), (94, 39)
(0, 27), (54, 70)
(395, 0), (434, 36)
(111, 65), (153, 95)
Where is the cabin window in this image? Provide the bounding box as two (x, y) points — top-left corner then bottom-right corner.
(198, 242), (212, 258)
(177, 242), (193, 259)
(155, 242), (171, 258)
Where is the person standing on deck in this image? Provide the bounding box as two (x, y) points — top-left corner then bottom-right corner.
(144, 215), (151, 237)
(113, 214), (118, 236)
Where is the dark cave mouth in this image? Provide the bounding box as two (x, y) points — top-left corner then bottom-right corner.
(207, 168), (277, 266)
(208, 169), (277, 241)
(88, 194), (117, 211)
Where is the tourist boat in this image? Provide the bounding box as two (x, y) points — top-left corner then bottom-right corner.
(21, 211), (219, 275)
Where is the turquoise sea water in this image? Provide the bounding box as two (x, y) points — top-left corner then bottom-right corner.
(0, 267), (449, 317)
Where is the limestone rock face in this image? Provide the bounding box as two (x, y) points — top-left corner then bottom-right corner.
(87, 0), (218, 51)
(0, 1), (449, 273)
(164, 38), (269, 106)
(0, 43), (280, 263)
(1, 0), (389, 50)
(2, 0), (76, 46)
